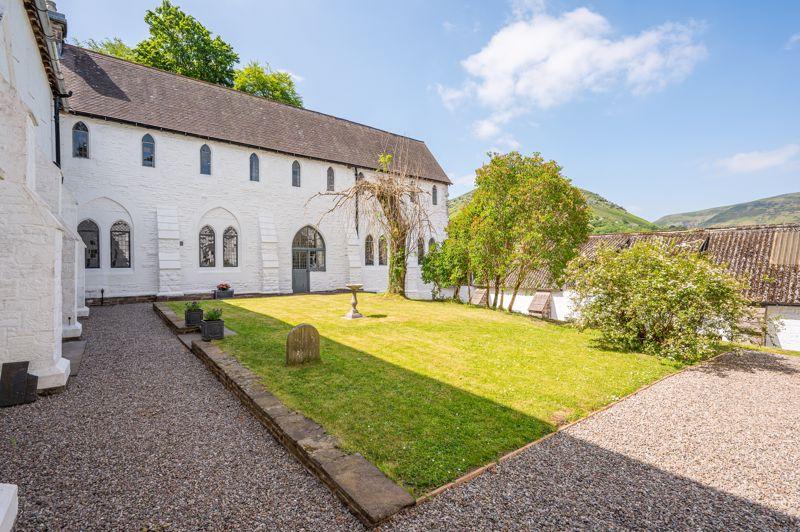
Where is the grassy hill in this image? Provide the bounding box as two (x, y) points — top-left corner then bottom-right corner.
(655, 192), (800, 229)
(448, 188), (659, 234)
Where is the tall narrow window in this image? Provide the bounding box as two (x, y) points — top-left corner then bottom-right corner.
(78, 219), (100, 269)
(327, 167), (335, 191)
(223, 227), (238, 267)
(110, 220), (131, 268)
(417, 237), (425, 265)
(199, 225), (215, 267)
(141, 134), (155, 167)
(432, 185), (438, 205)
(429, 238), (436, 250)
(292, 160), (301, 187)
(200, 144), (211, 175)
(249, 153), (259, 181)
(72, 122), (88, 158)
(378, 235), (388, 266)
(364, 234), (374, 265)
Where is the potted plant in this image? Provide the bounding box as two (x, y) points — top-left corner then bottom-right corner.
(214, 282), (234, 299)
(184, 301), (203, 326)
(200, 308), (225, 341)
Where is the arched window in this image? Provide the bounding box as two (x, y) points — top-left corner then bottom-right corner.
(200, 144), (211, 175)
(327, 167), (335, 191)
(357, 172), (364, 181)
(199, 225), (215, 267)
(292, 160), (301, 187)
(141, 134), (155, 167)
(249, 153), (259, 181)
(364, 234), (374, 266)
(292, 226), (325, 271)
(110, 220), (131, 268)
(223, 227), (238, 267)
(378, 235), (388, 266)
(417, 237), (425, 265)
(72, 122), (88, 158)
(429, 238), (436, 250)
(78, 219), (99, 269)
(432, 185), (438, 205)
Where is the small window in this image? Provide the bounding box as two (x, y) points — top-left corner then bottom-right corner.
(378, 235), (388, 266)
(200, 144), (211, 175)
(364, 234), (374, 266)
(72, 122), (88, 158)
(432, 185), (438, 205)
(223, 227), (238, 267)
(292, 160), (301, 187)
(357, 172), (364, 181)
(199, 225), (215, 267)
(78, 219), (99, 269)
(417, 238), (425, 265)
(327, 167), (335, 191)
(142, 134), (155, 167)
(249, 153), (259, 181)
(110, 220), (131, 268)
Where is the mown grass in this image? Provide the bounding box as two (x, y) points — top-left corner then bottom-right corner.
(170, 294), (680, 495)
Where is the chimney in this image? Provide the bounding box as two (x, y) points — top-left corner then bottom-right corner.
(45, 1), (67, 56)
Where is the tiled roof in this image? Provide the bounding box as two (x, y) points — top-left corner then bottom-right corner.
(510, 224), (800, 305)
(59, 45), (450, 184)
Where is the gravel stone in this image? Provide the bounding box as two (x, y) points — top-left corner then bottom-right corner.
(0, 303), (361, 530)
(388, 350), (800, 530)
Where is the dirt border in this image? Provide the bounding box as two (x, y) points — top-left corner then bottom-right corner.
(153, 303), (414, 528)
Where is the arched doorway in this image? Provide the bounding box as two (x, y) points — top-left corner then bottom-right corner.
(292, 226), (326, 293)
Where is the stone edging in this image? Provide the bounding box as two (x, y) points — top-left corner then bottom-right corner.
(153, 303), (414, 528)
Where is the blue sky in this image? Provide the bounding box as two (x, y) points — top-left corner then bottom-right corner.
(60, 0), (799, 220)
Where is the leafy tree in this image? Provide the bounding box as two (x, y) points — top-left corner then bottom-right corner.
(566, 240), (752, 362)
(421, 209), (471, 300)
(233, 62), (303, 107)
(133, 0), (239, 86)
(74, 37), (136, 62)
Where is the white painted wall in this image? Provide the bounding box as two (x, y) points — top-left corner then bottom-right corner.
(766, 305), (800, 351)
(0, 0), (71, 390)
(60, 116), (449, 299)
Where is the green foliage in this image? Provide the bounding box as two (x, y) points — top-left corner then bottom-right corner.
(233, 61), (303, 107)
(184, 300), (201, 311)
(133, 0), (239, 86)
(74, 37), (136, 61)
(450, 187), (657, 234)
(567, 240), (752, 362)
(421, 214), (470, 299)
(204, 307), (223, 321)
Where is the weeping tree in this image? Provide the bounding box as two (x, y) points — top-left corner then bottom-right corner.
(312, 145), (432, 296)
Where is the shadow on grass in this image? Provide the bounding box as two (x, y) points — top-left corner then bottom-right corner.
(200, 301), (554, 496)
(365, 313), (388, 319)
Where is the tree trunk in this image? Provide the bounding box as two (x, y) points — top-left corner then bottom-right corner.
(508, 268), (526, 313)
(453, 284), (462, 301)
(492, 276), (501, 309)
(498, 285), (505, 310)
(484, 275), (491, 308)
(387, 234), (407, 296)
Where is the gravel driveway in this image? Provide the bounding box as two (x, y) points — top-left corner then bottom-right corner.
(388, 350), (800, 530)
(0, 303), (360, 530)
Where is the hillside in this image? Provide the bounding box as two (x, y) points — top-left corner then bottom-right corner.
(448, 188), (658, 234)
(655, 192), (800, 229)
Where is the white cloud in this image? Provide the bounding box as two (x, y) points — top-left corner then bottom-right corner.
(471, 108), (521, 139)
(448, 171), (477, 187)
(714, 144), (800, 174)
(436, 83), (470, 110)
(280, 70), (304, 83)
(786, 33), (800, 50)
(439, 6), (706, 142)
(442, 20), (456, 32)
(510, 0), (546, 19)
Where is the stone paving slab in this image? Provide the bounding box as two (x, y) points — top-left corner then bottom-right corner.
(61, 341), (86, 377)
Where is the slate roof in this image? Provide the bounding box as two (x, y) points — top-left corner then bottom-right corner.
(59, 45), (450, 184)
(510, 224), (800, 305)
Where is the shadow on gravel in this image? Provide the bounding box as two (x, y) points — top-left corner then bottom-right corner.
(696, 350), (799, 378)
(390, 432), (800, 529)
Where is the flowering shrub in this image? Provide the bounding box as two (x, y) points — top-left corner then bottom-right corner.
(216, 282), (231, 291)
(566, 240), (753, 362)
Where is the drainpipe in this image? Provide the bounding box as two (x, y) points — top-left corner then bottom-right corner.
(354, 167), (360, 235)
(53, 91), (72, 175)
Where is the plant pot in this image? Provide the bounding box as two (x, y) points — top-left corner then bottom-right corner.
(214, 289), (234, 299)
(200, 319), (225, 341)
(184, 308), (203, 327)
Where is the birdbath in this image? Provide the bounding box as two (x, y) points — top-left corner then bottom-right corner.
(344, 283), (363, 319)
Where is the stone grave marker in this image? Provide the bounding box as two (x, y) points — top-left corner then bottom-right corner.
(286, 323), (321, 366)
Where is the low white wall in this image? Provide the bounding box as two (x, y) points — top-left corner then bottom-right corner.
(766, 305), (800, 351)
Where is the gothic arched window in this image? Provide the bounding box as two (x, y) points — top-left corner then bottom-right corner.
(327, 167), (335, 191)
(142, 134), (155, 167)
(78, 219), (99, 268)
(364, 234), (374, 266)
(110, 220), (131, 268)
(249, 153), (259, 181)
(200, 144), (211, 175)
(292, 160), (301, 187)
(378, 235), (388, 266)
(72, 122), (89, 158)
(199, 225), (215, 267)
(223, 227), (238, 267)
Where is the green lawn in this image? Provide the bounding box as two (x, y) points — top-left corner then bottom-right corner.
(170, 294), (680, 495)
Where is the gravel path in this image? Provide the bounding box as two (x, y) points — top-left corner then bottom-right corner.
(389, 350), (800, 530)
(0, 303), (360, 530)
